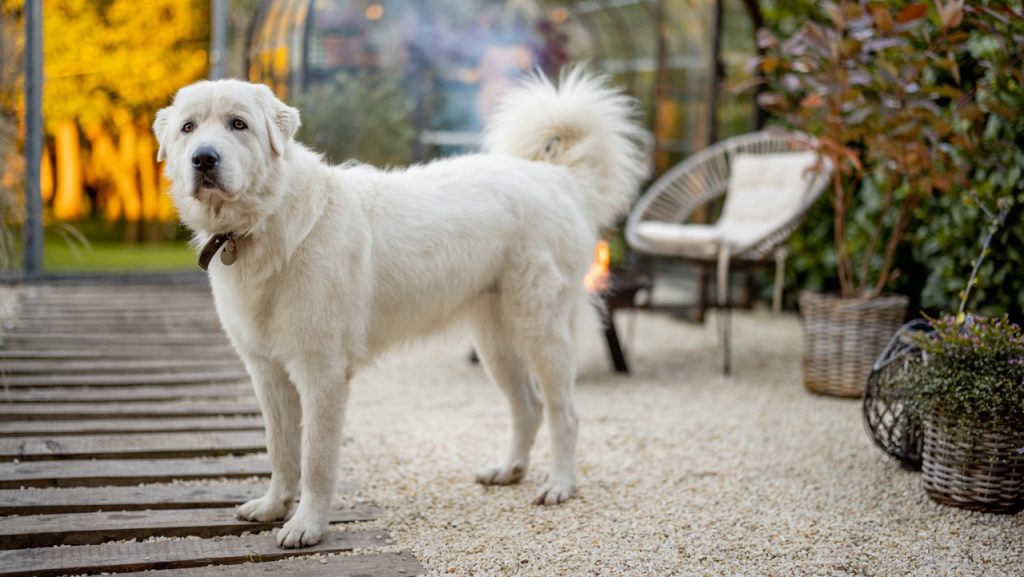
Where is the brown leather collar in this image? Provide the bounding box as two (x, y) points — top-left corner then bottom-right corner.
(198, 232), (238, 271)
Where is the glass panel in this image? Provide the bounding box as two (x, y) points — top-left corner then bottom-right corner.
(247, 0), (759, 173)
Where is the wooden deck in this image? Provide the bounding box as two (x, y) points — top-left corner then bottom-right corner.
(0, 283), (423, 577)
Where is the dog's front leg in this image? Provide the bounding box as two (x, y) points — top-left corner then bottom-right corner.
(276, 357), (350, 548)
(236, 356), (301, 522)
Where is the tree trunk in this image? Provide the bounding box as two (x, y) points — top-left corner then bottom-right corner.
(53, 120), (83, 220)
(116, 121), (141, 222)
(40, 144), (53, 203)
(137, 122), (159, 222)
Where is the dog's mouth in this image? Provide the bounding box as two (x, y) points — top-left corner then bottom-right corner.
(193, 173), (228, 198)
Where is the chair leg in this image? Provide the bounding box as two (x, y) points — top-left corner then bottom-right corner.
(696, 264), (709, 324)
(715, 284), (733, 376)
(716, 246), (732, 376)
(722, 303), (732, 376)
(772, 247), (788, 314)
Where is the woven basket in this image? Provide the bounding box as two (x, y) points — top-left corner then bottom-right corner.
(799, 292), (908, 398)
(862, 319), (932, 470)
(922, 413), (1024, 514)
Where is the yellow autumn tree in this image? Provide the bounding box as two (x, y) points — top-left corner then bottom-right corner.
(3, 0), (208, 223)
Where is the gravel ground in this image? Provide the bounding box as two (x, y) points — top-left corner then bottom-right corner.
(335, 309), (1023, 577)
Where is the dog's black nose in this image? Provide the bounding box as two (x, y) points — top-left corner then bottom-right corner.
(191, 146), (220, 172)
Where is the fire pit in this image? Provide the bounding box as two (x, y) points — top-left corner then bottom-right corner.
(585, 242), (650, 374)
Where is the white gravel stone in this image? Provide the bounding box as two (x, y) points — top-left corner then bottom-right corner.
(338, 309), (1023, 576)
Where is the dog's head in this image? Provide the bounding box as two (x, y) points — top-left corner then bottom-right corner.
(153, 80), (300, 235)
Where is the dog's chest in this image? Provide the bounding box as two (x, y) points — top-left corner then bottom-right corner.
(210, 273), (295, 356)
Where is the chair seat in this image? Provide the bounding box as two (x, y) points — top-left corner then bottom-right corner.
(634, 220), (784, 259)
(634, 222), (720, 258)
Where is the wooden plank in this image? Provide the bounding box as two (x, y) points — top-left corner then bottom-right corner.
(0, 384), (252, 403)
(0, 370), (248, 388)
(0, 416), (263, 437)
(9, 315), (218, 326)
(111, 552), (425, 577)
(7, 322), (226, 334)
(0, 343), (234, 355)
(0, 504), (380, 549)
(0, 456), (271, 488)
(15, 305), (215, 314)
(0, 359), (242, 374)
(14, 302), (211, 309)
(0, 480), (357, 514)
(1, 333), (229, 346)
(0, 348), (235, 361)
(0, 529), (389, 577)
(22, 291), (208, 298)
(15, 307), (216, 316)
(21, 290), (211, 299)
(0, 431), (266, 461)
(0, 350), (111, 360)
(0, 401), (261, 421)
(5, 311), (214, 321)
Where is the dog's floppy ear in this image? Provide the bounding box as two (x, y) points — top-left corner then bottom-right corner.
(258, 85), (301, 156)
(153, 107), (171, 162)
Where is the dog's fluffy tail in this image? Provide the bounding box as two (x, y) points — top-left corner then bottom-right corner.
(482, 67), (650, 229)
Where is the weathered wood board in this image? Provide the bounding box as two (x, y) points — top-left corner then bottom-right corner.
(0, 529), (392, 577)
(0, 480), (357, 514)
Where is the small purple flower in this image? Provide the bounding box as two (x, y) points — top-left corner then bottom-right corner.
(1010, 357), (1024, 366)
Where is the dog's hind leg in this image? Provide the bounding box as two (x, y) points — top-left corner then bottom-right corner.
(236, 355), (301, 522)
(516, 305), (579, 506)
(276, 356), (350, 548)
(470, 298), (543, 486)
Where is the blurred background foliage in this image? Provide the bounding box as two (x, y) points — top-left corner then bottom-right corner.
(756, 0), (1023, 319)
(1, 0), (209, 233)
(293, 72), (415, 167)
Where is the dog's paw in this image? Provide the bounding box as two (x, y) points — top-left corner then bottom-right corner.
(236, 495), (293, 522)
(276, 511), (326, 548)
(476, 462), (526, 486)
(534, 478), (575, 506)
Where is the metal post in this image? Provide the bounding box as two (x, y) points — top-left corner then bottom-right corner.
(705, 0), (724, 146)
(210, 0), (227, 80)
(23, 0), (43, 277)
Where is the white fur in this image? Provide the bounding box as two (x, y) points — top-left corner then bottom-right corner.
(154, 69), (648, 548)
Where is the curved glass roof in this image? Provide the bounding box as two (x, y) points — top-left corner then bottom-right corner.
(248, 0), (759, 173)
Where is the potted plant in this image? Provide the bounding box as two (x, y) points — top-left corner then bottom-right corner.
(895, 196), (1021, 514)
(751, 1), (982, 396)
(900, 313), (1024, 513)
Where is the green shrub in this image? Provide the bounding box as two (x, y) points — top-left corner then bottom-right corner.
(913, 3), (1024, 318)
(900, 315), (1024, 431)
(294, 73), (416, 167)
(756, 1), (1023, 315)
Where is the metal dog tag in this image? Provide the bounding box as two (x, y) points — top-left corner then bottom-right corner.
(221, 238), (238, 266)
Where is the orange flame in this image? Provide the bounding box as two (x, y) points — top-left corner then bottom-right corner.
(584, 241), (611, 292)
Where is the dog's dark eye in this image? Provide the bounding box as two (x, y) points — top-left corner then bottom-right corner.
(182, 121), (194, 133)
(232, 119), (247, 130)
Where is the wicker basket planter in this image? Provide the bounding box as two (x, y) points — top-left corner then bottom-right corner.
(922, 412), (1024, 514)
(862, 320), (932, 469)
(799, 292), (908, 398)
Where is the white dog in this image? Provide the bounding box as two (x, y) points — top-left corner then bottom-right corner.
(153, 69), (648, 548)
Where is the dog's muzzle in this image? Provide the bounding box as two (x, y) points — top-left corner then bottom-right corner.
(191, 146), (225, 195)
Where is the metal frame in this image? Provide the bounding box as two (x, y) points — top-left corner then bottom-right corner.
(23, 0), (43, 278)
